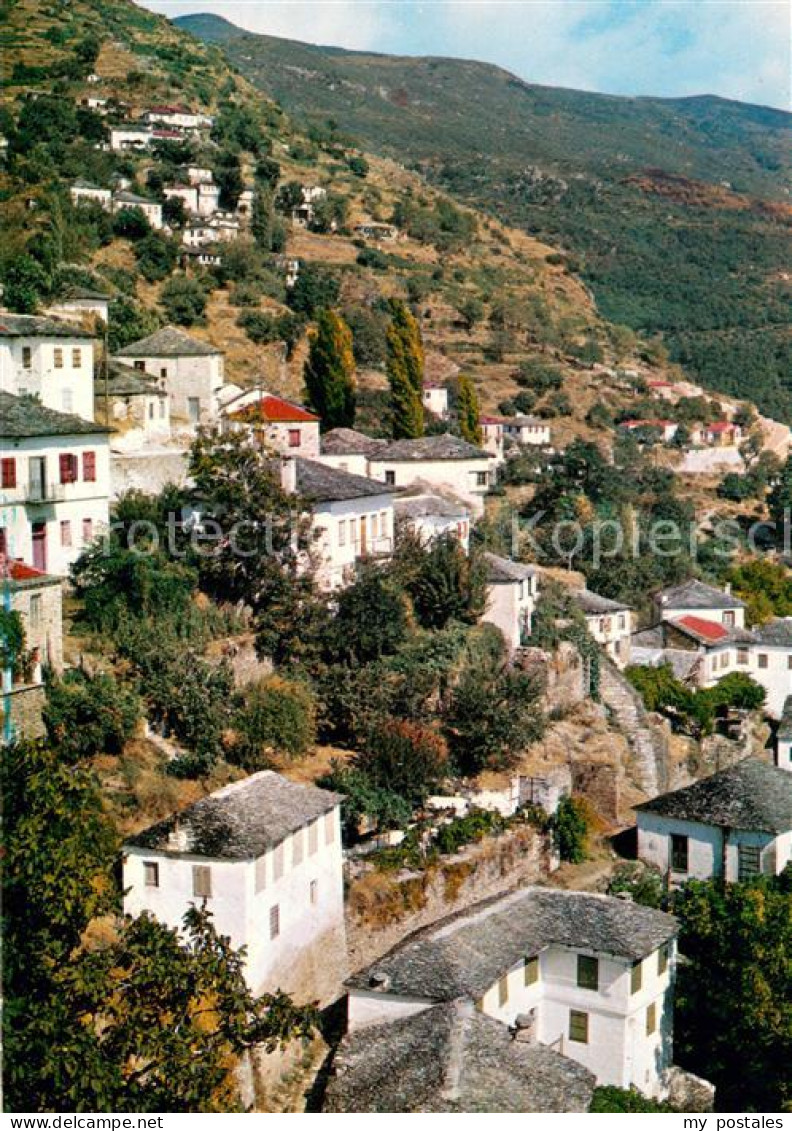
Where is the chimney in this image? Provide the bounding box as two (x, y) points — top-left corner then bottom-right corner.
(280, 455), (297, 494)
(724, 582), (732, 596)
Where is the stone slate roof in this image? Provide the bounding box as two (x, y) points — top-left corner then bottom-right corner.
(395, 494), (469, 520)
(58, 286), (111, 302)
(0, 313), (93, 339)
(114, 190), (158, 207)
(506, 415), (546, 427)
(778, 695), (792, 741)
(294, 458), (393, 504)
(321, 428), (387, 456)
(323, 1001), (595, 1113)
(655, 579), (745, 611)
(484, 552), (536, 583)
(573, 589), (631, 615)
(752, 619), (792, 647)
(348, 888), (677, 1000)
(373, 434), (489, 462)
(0, 392), (112, 438)
(635, 759), (792, 834)
(115, 325), (221, 358)
(99, 359), (166, 397)
(124, 770), (342, 859)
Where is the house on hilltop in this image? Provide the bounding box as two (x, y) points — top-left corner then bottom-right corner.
(0, 313), (96, 422)
(482, 553), (537, 652)
(367, 434), (493, 517)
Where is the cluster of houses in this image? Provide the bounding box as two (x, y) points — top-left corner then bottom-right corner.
(619, 418), (743, 448)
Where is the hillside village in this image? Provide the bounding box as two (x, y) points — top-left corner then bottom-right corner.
(1, 0), (791, 1116)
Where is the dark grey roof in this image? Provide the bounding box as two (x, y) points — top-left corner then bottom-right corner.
(113, 190), (158, 206)
(484, 552), (536, 583)
(395, 494), (469, 520)
(324, 1001), (595, 1113)
(124, 770), (342, 859)
(57, 286), (111, 302)
(752, 618), (792, 647)
(574, 589), (631, 615)
(778, 695), (792, 741)
(99, 359), (166, 397)
(635, 759), (792, 834)
(115, 325), (221, 358)
(72, 178), (107, 190)
(374, 434), (490, 462)
(506, 415), (546, 427)
(655, 579), (745, 610)
(0, 392), (112, 438)
(348, 888), (677, 1000)
(295, 458), (393, 504)
(321, 428), (387, 456)
(0, 313), (94, 340)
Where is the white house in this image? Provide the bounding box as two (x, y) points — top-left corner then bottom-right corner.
(143, 105), (212, 131)
(163, 183), (199, 213)
(574, 590), (634, 667)
(114, 326), (226, 431)
(319, 428), (387, 478)
(394, 492), (471, 552)
(183, 166), (214, 185)
(343, 888), (681, 1100)
(197, 181), (220, 217)
(422, 382), (449, 420)
(0, 391), (111, 576)
(109, 126), (151, 152)
(282, 457), (394, 591)
(70, 178), (111, 210)
(635, 759), (792, 883)
(502, 415), (551, 447)
(46, 287), (110, 326)
(480, 414), (506, 463)
(222, 391), (320, 458)
(367, 434), (493, 518)
(483, 553), (537, 652)
(112, 191), (162, 230)
(95, 360), (170, 446)
(123, 771), (346, 1004)
(653, 579), (746, 630)
(0, 313), (96, 421)
(776, 695), (792, 771)
(619, 419), (679, 443)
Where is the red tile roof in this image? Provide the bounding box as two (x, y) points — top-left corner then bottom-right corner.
(0, 556), (49, 582)
(676, 615), (729, 642)
(706, 421), (736, 433)
(480, 415), (507, 425)
(229, 394), (319, 424)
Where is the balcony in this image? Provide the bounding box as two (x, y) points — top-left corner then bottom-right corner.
(23, 481), (66, 504)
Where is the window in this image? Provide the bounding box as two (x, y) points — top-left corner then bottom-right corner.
(577, 955), (599, 991)
(324, 810), (335, 845)
(82, 451), (96, 482)
(29, 594), (42, 629)
(192, 865), (212, 899)
(310, 879), (318, 905)
(723, 610), (735, 627)
(787, 655), (792, 670)
(22, 346), (31, 369)
(60, 520), (72, 548)
(292, 829), (304, 866)
(569, 1010), (589, 1044)
(72, 348), (82, 367)
(148, 402), (155, 420)
(658, 944), (669, 976)
(59, 453), (78, 484)
(54, 347), (64, 369)
(269, 904), (280, 939)
(338, 520), (346, 547)
(61, 388), (73, 413)
(134, 360), (145, 371)
(497, 975), (509, 1007)
(476, 471), (487, 486)
(524, 956), (539, 986)
(671, 833), (688, 874)
(188, 397), (201, 424)
(144, 861), (159, 887)
(273, 842), (285, 880)
(160, 369), (167, 380)
(288, 429), (301, 448)
(738, 648), (749, 666)
(255, 855), (267, 892)
(308, 820), (318, 856)
(160, 400), (166, 418)
(758, 653), (768, 669)
(82, 518), (93, 544)
(737, 844), (762, 881)
(618, 614), (625, 629)
(1, 458), (16, 489)
(384, 470), (395, 485)
(631, 960), (643, 994)
(646, 1002), (657, 1036)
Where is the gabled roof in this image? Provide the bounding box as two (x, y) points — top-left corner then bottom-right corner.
(72, 178), (108, 191)
(395, 493), (469, 520)
(56, 286), (111, 302)
(573, 589), (631, 616)
(484, 552), (535, 584)
(635, 759), (792, 834)
(0, 392), (112, 438)
(655, 579), (745, 611)
(751, 619), (792, 647)
(228, 394), (318, 425)
(672, 614), (730, 644)
(294, 458), (393, 504)
(0, 313), (94, 340)
(374, 434), (489, 462)
(506, 415), (547, 427)
(124, 770), (342, 859)
(321, 428), (387, 456)
(324, 1001), (595, 1113)
(98, 359), (167, 398)
(115, 326), (221, 358)
(113, 190), (158, 206)
(348, 888), (677, 1001)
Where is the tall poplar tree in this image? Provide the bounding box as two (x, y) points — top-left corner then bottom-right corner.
(303, 309), (356, 430)
(457, 373), (482, 445)
(386, 299), (425, 438)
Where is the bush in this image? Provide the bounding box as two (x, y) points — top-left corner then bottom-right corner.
(232, 676), (317, 766)
(607, 861), (664, 908)
(550, 795), (589, 863)
(590, 1087), (674, 1113)
(160, 275), (207, 326)
(354, 719), (448, 808)
(112, 207), (151, 241)
(135, 234), (178, 283)
(43, 670), (140, 761)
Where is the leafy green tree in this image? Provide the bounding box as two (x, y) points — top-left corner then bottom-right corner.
(231, 675), (317, 766)
(112, 206), (151, 241)
(726, 558), (792, 625)
(345, 303), (388, 368)
(43, 670), (140, 761)
(354, 718), (448, 808)
(106, 296), (161, 352)
(213, 150), (244, 210)
(347, 155), (369, 178)
(405, 533), (487, 630)
(444, 658), (545, 774)
(136, 233), (179, 283)
(673, 872), (792, 1111)
(275, 180), (304, 215)
(2, 254), (49, 312)
(303, 309), (357, 430)
(287, 263), (340, 318)
(160, 275), (207, 326)
(768, 452), (792, 536)
(255, 156), (280, 189)
(162, 195), (188, 228)
(550, 795), (589, 863)
(0, 607), (25, 671)
(456, 374), (482, 445)
(318, 763), (411, 842)
(328, 564), (411, 665)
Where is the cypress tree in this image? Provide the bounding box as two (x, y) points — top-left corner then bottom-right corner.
(303, 309), (356, 430)
(386, 299), (425, 438)
(457, 373), (482, 445)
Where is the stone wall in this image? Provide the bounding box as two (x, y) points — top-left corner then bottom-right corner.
(110, 449), (189, 500)
(571, 762), (620, 822)
(5, 684), (47, 739)
(519, 640), (586, 713)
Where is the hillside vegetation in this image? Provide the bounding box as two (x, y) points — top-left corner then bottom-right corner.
(179, 12), (792, 422)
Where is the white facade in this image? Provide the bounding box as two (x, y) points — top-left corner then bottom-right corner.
(367, 454), (491, 517)
(109, 127), (151, 151)
(585, 608), (633, 667)
(503, 417), (551, 446)
(164, 184), (198, 213)
(310, 495), (394, 590)
(197, 182), (220, 217)
(112, 192), (163, 230)
(480, 417), (505, 464)
(482, 557), (537, 652)
(637, 812), (791, 884)
(115, 338), (225, 431)
(70, 182), (111, 210)
(422, 384), (449, 420)
(143, 107), (211, 131)
(221, 391), (320, 458)
(46, 295), (109, 325)
(0, 329), (95, 421)
(394, 495), (471, 552)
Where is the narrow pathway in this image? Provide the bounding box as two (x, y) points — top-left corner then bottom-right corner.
(599, 658), (668, 797)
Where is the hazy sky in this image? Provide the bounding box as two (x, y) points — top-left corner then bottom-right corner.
(144, 0), (791, 110)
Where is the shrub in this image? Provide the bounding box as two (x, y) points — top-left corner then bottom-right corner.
(43, 670), (140, 761)
(607, 861), (664, 908)
(160, 275), (207, 326)
(354, 718), (448, 808)
(112, 207), (151, 241)
(550, 795), (589, 863)
(232, 676), (316, 766)
(135, 234), (178, 283)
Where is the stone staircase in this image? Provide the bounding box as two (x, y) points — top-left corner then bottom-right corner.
(599, 658), (668, 797)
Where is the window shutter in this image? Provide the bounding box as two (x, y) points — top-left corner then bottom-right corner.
(82, 451), (96, 482)
(1, 458), (16, 489)
(59, 453), (71, 484)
